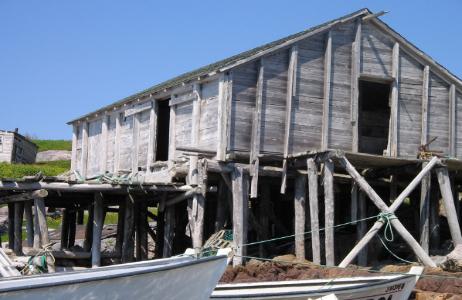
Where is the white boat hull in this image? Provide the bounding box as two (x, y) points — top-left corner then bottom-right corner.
(0, 255), (227, 300)
(212, 267), (423, 300)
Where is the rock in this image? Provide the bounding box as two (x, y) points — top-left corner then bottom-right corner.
(415, 291), (460, 300)
(36, 150), (71, 162)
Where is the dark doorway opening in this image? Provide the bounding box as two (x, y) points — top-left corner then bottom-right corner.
(155, 99), (170, 161)
(358, 80), (391, 155)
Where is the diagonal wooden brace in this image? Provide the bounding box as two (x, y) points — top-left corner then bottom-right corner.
(337, 155), (439, 267)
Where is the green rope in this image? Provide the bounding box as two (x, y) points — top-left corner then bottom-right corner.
(241, 214), (378, 247)
(377, 235), (414, 264)
(377, 212), (397, 242)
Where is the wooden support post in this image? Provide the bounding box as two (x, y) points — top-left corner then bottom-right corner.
(83, 205), (94, 252)
(232, 166), (249, 266)
(146, 100), (158, 171)
(132, 113), (140, 173)
(71, 124), (78, 171)
(351, 18), (361, 152)
(92, 193), (104, 268)
(388, 43), (400, 157)
(430, 185), (440, 251)
(34, 197), (49, 246)
(113, 112), (121, 173)
(436, 167), (462, 245)
(101, 114), (108, 174)
(420, 162), (431, 253)
(338, 155), (438, 267)
(24, 201), (34, 248)
(421, 66), (430, 147)
(258, 184), (271, 257)
(61, 209), (70, 249)
(217, 73), (232, 161)
(323, 159), (335, 266)
(68, 209), (76, 248)
(7, 203), (14, 250)
(122, 195), (135, 263)
(294, 175), (306, 261)
(137, 201), (148, 260)
(163, 205), (175, 258)
(215, 180), (227, 232)
(281, 45), (298, 194)
(167, 102), (177, 170)
(187, 159), (206, 250)
(250, 60), (264, 198)
(321, 30), (332, 151)
(357, 191), (368, 266)
(155, 195), (165, 258)
(115, 200), (126, 256)
(307, 158), (321, 265)
(13, 202), (24, 255)
(351, 182), (358, 222)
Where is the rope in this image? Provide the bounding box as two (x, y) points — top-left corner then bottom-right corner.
(377, 212), (397, 242)
(241, 214), (379, 248)
(377, 235), (414, 264)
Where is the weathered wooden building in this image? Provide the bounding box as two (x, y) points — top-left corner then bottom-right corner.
(2, 9), (462, 270)
(0, 129), (37, 164)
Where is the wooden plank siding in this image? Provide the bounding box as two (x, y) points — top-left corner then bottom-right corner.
(70, 15), (462, 180)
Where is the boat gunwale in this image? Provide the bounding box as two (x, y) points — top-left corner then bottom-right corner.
(211, 273), (416, 299)
(0, 255), (226, 293)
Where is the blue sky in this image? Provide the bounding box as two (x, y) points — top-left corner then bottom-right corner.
(1, 1), (461, 139)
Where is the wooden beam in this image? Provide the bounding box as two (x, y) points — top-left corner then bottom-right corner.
(136, 201), (148, 260)
(232, 167), (249, 266)
(7, 204), (14, 250)
(121, 195), (135, 263)
(13, 202), (24, 255)
(388, 42), (400, 157)
(250, 60), (264, 198)
(24, 201), (34, 248)
(421, 66), (430, 146)
(436, 167), (462, 245)
(351, 18), (362, 153)
(0, 189), (48, 204)
(113, 113), (121, 173)
(350, 182), (358, 222)
(323, 159), (335, 266)
(321, 30), (332, 151)
(191, 83), (201, 147)
(61, 209), (70, 249)
(338, 155), (438, 267)
(281, 45), (298, 194)
(449, 84), (456, 157)
(92, 193), (104, 268)
(307, 158), (320, 265)
(101, 115), (108, 174)
(68, 209), (76, 248)
(217, 73), (232, 161)
(420, 161), (431, 253)
(132, 113), (140, 173)
(167, 102), (177, 170)
(294, 174), (306, 261)
(81, 121), (89, 178)
(34, 197), (49, 246)
(83, 205), (93, 252)
(146, 100), (158, 171)
(115, 200), (126, 255)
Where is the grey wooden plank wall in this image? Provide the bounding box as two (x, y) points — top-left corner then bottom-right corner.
(0, 133), (14, 163)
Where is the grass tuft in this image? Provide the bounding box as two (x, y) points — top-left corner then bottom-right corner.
(33, 140), (72, 152)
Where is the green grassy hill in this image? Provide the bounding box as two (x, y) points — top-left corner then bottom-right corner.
(0, 139), (72, 179)
(33, 139), (72, 152)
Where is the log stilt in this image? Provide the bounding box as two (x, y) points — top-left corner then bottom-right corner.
(155, 195), (166, 258)
(91, 193), (104, 268)
(115, 200), (126, 256)
(258, 184), (271, 257)
(24, 201), (34, 248)
(420, 162), (431, 253)
(294, 175), (306, 261)
(436, 167), (462, 245)
(429, 185), (440, 251)
(214, 180), (227, 232)
(13, 202), (24, 255)
(83, 205), (94, 252)
(33, 204), (40, 248)
(7, 203), (14, 250)
(61, 209), (70, 249)
(232, 166), (249, 266)
(323, 159), (335, 266)
(68, 209), (77, 248)
(357, 191), (368, 266)
(307, 158), (320, 265)
(122, 195), (135, 263)
(351, 183), (358, 222)
(136, 201), (148, 260)
(34, 197), (49, 247)
(163, 205), (175, 258)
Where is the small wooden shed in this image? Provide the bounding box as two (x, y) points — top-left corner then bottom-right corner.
(0, 129), (37, 164)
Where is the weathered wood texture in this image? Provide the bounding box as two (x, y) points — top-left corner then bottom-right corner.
(232, 167), (249, 266)
(0, 131), (37, 164)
